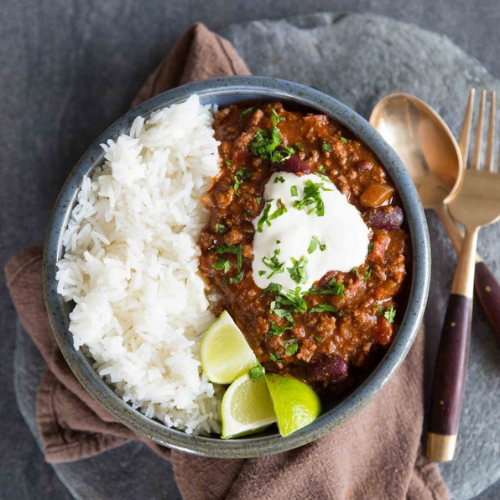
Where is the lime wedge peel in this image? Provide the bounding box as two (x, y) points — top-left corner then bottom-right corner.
(265, 374), (322, 437)
(201, 311), (322, 439)
(201, 311), (257, 384)
(221, 373), (277, 439)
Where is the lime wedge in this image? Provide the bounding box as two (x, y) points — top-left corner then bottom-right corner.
(201, 311), (257, 384)
(265, 374), (322, 437)
(221, 373), (277, 439)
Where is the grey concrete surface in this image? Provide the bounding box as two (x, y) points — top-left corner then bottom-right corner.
(2, 1), (500, 499)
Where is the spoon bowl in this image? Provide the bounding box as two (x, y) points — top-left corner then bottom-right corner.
(370, 94), (463, 210)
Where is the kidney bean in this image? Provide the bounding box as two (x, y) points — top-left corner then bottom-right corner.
(308, 355), (348, 382)
(279, 155), (311, 174)
(364, 206), (403, 230)
(355, 160), (373, 172)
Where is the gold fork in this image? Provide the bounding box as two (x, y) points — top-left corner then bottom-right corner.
(427, 89), (500, 462)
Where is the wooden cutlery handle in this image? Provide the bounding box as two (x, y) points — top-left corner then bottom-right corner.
(427, 294), (472, 462)
(475, 262), (500, 340)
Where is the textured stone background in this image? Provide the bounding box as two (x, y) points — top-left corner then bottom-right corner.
(2, 2), (500, 499)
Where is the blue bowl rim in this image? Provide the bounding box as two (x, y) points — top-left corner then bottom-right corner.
(43, 75), (430, 459)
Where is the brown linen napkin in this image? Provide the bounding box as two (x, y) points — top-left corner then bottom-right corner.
(5, 23), (448, 500)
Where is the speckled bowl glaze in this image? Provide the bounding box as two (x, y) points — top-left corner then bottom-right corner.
(43, 76), (430, 459)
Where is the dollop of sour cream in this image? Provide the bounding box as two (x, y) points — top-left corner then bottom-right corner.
(252, 172), (370, 293)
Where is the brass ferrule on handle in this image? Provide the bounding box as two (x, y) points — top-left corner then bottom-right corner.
(450, 228), (479, 298)
(427, 433), (458, 463)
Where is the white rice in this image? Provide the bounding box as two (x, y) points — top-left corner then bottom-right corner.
(56, 95), (223, 435)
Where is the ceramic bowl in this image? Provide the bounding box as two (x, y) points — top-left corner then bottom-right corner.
(44, 76), (430, 458)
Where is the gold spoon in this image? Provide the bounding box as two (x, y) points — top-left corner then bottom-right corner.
(370, 93), (500, 341)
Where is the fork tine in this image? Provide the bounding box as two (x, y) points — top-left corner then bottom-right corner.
(459, 89), (475, 168)
(486, 91), (496, 172)
(472, 90), (487, 170)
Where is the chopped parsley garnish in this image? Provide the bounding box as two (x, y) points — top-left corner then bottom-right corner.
(260, 282), (283, 298)
(262, 249), (285, 279)
(272, 108), (285, 123)
(215, 243), (243, 271)
(215, 224), (227, 234)
(268, 321), (293, 337)
(279, 146), (296, 160)
(249, 109), (295, 163)
(375, 304), (396, 322)
(258, 270), (266, 276)
(307, 236), (326, 254)
(248, 363), (265, 381)
(276, 239), (281, 244)
(274, 176), (285, 184)
(291, 185), (298, 197)
(384, 306), (396, 323)
(368, 241), (374, 253)
(309, 304), (342, 316)
(272, 307), (294, 323)
(352, 267), (360, 278)
(271, 287), (308, 314)
(314, 172), (331, 184)
(322, 142), (332, 152)
(229, 271), (244, 284)
(268, 198), (288, 222)
(257, 201), (272, 232)
(308, 236), (319, 254)
(320, 278), (345, 297)
(318, 165), (326, 174)
(364, 268), (372, 282)
(233, 169), (252, 193)
(284, 340), (299, 356)
(269, 352), (281, 362)
(256, 196), (261, 205)
(287, 256), (308, 284)
(285, 287), (308, 313)
(239, 106), (255, 121)
(225, 159), (232, 166)
(270, 287), (308, 321)
(212, 258), (230, 274)
(258, 199), (287, 231)
(293, 180), (329, 217)
(340, 137), (348, 144)
(250, 129), (278, 159)
(314, 337), (325, 343)
(295, 142), (304, 151)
